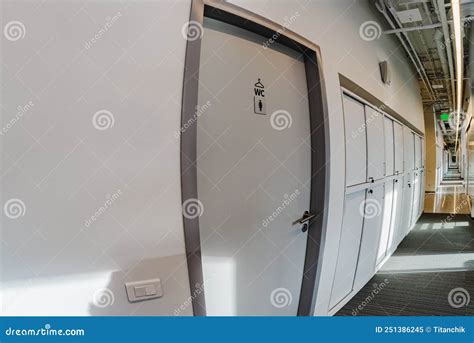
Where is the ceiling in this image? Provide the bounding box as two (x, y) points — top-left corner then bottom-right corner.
(375, 0), (473, 152)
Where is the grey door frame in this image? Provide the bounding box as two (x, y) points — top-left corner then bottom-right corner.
(180, 0), (330, 316)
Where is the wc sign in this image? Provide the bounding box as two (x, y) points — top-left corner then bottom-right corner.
(253, 78), (266, 115)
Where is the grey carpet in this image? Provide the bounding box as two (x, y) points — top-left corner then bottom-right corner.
(336, 213), (474, 316)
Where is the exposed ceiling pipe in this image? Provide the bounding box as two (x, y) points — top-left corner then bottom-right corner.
(384, 0), (438, 100)
(435, 0), (457, 109)
(384, 22), (442, 33)
(376, 0), (436, 101)
(439, 119), (448, 137)
(452, 0), (463, 152)
(434, 29), (453, 109)
(420, 2), (439, 90)
(383, 16), (473, 34)
(471, 19), (474, 96)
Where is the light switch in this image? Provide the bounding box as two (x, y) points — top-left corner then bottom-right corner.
(125, 279), (163, 302)
(134, 286), (147, 298)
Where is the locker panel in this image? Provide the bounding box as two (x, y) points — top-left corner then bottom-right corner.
(383, 117), (395, 177)
(343, 95), (367, 187)
(354, 184), (384, 289)
(411, 170), (421, 225)
(400, 172), (414, 242)
(414, 135), (422, 169)
(330, 190), (366, 308)
(377, 181), (394, 265)
(421, 138), (425, 168)
(404, 128), (415, 172)
(387, 177), (403, 255)
(394, 122), (404, 174)
(419, 169), (424, 217)
(366, 106), (385, 181)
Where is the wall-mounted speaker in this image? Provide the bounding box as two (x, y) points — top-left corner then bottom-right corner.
(379, 61), (391, 85)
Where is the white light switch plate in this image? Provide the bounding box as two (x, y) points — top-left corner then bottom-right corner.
(125, 278), (163, 302)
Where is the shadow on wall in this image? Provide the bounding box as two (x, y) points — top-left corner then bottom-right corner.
(88, 255), (193, 316)
(87, 255), (193, 316)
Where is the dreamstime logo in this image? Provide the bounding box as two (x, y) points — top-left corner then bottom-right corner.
(181, 21), (203, 41)
(270, 110), (292, 131)
(4, 21), (26, 42)
(174, 100), (211, 138)
(359, 21), (381, 41)
(92, 110), (115, 131)
(4, 198), (26, 219)
(439, 17), (473, 50)
(262, 11), (300, 49)
(262, 189), (300, 228)
(351, 106), (384, 139)
(84, 12), (122, 50)
(92, 288), (115, 308)
(359, 198), (382, 219)
(174, 281), (206, 316)
(448, 287), (470, 308)
(352, 279), (389, 316)
(441, 197), (470, 225)
(0, 101), (34, 135)
(270, 287), (292, 308)
(182, 198), (204, 219)
(84, 190), (122, 228)
(448, 111), (466, 131)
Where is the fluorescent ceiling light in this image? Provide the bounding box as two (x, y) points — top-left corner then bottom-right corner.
(452, 0), (463, 151)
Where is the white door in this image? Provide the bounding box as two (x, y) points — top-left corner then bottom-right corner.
(377, 181), (393, 265)
(400, 172), (414, 241)
(387, 177), (403, 255)
(411, 170), (421, 225)
(404, 128), (415, 172)
(411, 136), (421, 224)
(394, 122), (404, 175)
(419, 169), (424, 217)
(418, 137), (425, 216)
(354, 184), (384, 289)
(197, 18), (313, 315)
(384, 117), (395, 177)
(414, 135), (421, 169)
(366, 107), (385, 182)
(330, 190), (365, 308)
(343, 95), (367, 187)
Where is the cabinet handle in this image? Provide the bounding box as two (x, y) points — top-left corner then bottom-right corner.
(369, 177), (375, 183)
(368, 189), (373, 194)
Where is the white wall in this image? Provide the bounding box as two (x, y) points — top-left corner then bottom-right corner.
(1, 0), (193, 315)
(1, 0), (424, 316)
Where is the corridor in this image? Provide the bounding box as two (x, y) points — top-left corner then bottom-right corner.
(337, 213), (474, 316)
(424, 186), (471, 214)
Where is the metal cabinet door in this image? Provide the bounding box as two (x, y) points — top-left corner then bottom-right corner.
(394, 121), (404, 175)
(354, 184), (384, 290)
(366, 107), (385, 182)
(343, 95), (367, 187)
(377, 181), (394, 266)
(329, 190), (366, 308)
(384, 117), (395, 177)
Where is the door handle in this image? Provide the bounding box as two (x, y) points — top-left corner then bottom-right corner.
(292, 211), (316, 233)
(292, 211), (316, 225)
